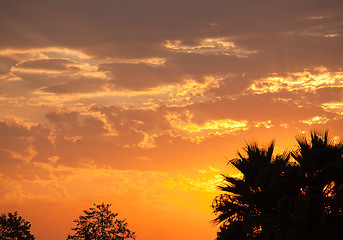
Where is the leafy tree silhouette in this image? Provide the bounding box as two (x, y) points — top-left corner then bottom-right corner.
(212, 131), (343, 240)
(0, 211), (35, 239)
(67, 203), (136, 240)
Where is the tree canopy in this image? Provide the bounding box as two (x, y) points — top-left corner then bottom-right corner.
(212, 131), (343, 240)
(0, 211), (35, 240)
(67, 203), (136, 240)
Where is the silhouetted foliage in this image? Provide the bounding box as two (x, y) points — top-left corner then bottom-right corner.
(212, 131), (343, 240)
(289, 131), (343, 239)
(67, 203), (136, 240)
(0, 211), (35, 240)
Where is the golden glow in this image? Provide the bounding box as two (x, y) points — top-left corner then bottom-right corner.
(110, 57), (166, 66)
(11, 67), (67, 75)
(3, 145), (37, 164)
(323, 33), (338, 38)
(309, 16), (325, 20)
(322, 102), (343, 115)
(138, 132), (158, 149)
(2, 68), (224, 112)
(166, 111), (247, 142)
(255, 120), (273, 129)
(302, 116), (329, 125)
(165, 166), (223, 193)
(167, 76), (224, 107)
(165, 38), (257, 57)
(249, 67), (343, 94)
(1, 48), (166, 67)
(64, 135), (83, 143)
(182, 119), (247, 133)
(0, 47), (92, 61)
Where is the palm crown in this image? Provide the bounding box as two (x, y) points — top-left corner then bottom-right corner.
(212, 131), (343, 240)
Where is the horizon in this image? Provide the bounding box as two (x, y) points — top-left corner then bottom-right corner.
(1, 0), (343, 239)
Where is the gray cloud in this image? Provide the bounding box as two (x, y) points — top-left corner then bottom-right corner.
(41, 76), (108, 94)
(46, 111), (107, 137)
(314, 87), (343, 103)
(2, 1), (342, 55)
(100, 62), (179, 90)
(16, 58), (79, 71)
(185, 91), (332, 124)
(0, 56), (17, 74)
(92, 105), (171, 133)
(1, 0), (342, 94)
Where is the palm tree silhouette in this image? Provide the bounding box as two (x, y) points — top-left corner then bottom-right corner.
(212, 131), (343, 240)
(212, 141), (291, 239)
(290, 131), (343, 239)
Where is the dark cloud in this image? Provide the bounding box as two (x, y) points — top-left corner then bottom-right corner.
(0, 77), (36, 97)
(41, 76), (108, 94)
(0, 121), (53, 160)
(0, 56), (17, 74)
(314, 87), (343, 103)
(99, 62), (179, 91)
(5, 70), (108, 94)
(0, 121), (31, 137)
(1, 0), (342, 94)
(185, 91), (331, 124)
(92, 105), (171, 133)
(46, 111), (107, 137)
(209, 75), (252, 96)
(165, 53), (265, 82)
(1, 0), (342, 58)
(16, 58), (79, 71)
(0, 120), (54, 180)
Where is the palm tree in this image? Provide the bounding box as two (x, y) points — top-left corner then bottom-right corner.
(212, 131), (343, 240)
(290, 131), (343, 240)
(212, 141), (292, 239)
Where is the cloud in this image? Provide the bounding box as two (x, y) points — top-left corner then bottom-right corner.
(302, 116), (329, 125)
(249, 67), (343, 94)
(165, 110), (247, 142)
(0, 121), (34, 166)
(165, 38), (257, 57)
(46, 111), (107, 138)
(1, 0), (342, 69)
(0, 48), (110, 95)
(0, 56), (17, 74)
(0, 120), (31, 137)
(15, 58), (80, 72)
(99, 62), (180, 91)
(40, 76), (109, 94)
(0, 120), (56, 181)
(317, 85), (343, 98)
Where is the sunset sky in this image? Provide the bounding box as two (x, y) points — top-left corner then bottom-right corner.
(1, 0), (343, 239)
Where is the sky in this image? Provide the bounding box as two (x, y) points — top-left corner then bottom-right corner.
(0, 0), (343, 239)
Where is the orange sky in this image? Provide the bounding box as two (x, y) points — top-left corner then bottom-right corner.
(1, 1), (343, 239)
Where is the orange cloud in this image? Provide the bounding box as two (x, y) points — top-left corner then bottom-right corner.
(249, 67), (343, 94)
(165, 38), (257, 57)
